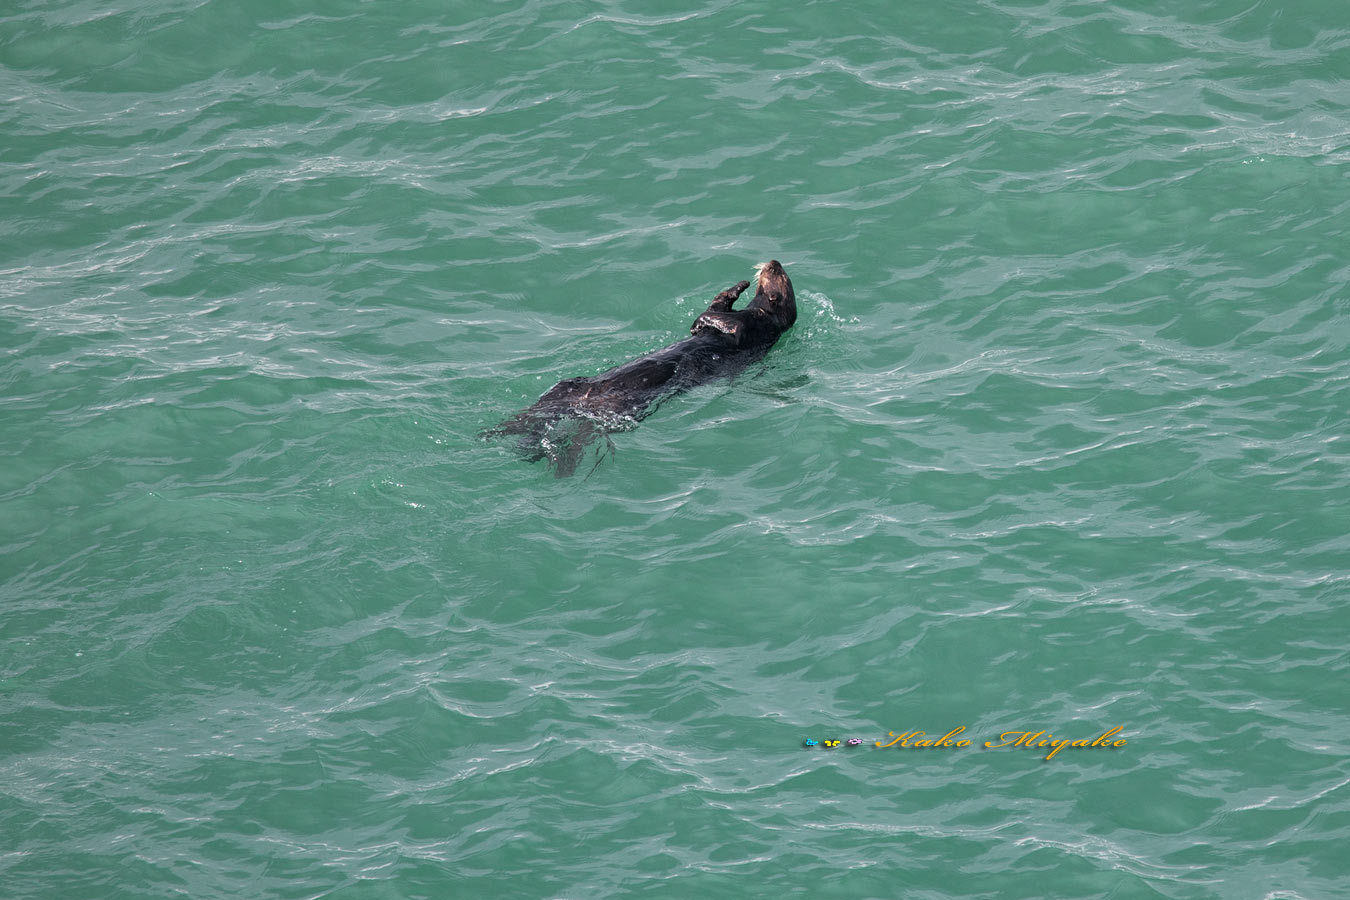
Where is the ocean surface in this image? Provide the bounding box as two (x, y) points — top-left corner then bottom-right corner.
(3, 1), (1348, 898)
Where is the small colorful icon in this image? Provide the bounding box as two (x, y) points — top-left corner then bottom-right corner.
(803, 739), (819, 747)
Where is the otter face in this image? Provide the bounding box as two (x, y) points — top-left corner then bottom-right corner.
(747, 260), (796, 331)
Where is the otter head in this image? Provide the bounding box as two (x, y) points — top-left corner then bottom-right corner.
(746, 260), (796, 332)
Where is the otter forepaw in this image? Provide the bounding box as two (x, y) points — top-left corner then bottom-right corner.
(708, 280), (752, 312)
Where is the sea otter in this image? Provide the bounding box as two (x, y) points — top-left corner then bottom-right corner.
(485, 260), (797, 476)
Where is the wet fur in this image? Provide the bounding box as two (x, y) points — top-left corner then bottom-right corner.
(485, 261), (797, 476)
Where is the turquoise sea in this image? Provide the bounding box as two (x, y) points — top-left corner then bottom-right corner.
(3, 1), (1348, 897)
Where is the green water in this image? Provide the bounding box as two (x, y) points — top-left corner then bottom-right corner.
(3, 1), (1348, 898)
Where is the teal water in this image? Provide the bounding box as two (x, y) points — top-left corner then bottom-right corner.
(3, 1), (1348, 897)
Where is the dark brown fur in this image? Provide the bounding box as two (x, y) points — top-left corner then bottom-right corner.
(485, 261), (797, 476)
